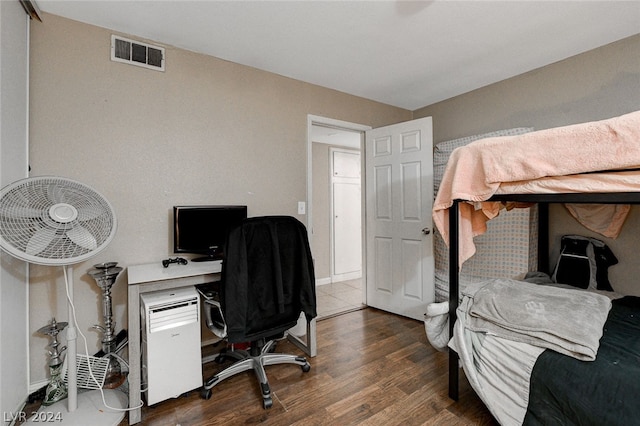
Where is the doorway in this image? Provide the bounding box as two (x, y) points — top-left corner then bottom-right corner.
(307, 115), (435, 321)
(307, 116), (370, 319)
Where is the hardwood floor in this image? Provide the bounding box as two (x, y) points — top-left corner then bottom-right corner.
(123, 308), (498, 425)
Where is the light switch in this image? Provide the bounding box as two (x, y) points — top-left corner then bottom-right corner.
(297, 201), (306, 215)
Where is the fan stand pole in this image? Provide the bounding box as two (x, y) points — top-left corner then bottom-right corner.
(66, 264), (78, 412)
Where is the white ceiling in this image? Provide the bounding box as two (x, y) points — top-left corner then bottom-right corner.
(36, 1), (639, 111)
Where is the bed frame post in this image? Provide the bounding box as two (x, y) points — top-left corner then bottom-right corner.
(448, 199), (460, 400)
(538, 203), (549, 274)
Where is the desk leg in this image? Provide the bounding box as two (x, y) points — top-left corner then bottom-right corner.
(127, 285), (142, 424)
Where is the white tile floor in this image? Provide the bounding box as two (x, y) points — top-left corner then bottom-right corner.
(316, 278), (365, 319)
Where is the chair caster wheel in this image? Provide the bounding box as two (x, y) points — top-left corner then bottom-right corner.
(263, 397), (273, 409)
(302, 363), (311, 373)
(200, 388), (212, 400)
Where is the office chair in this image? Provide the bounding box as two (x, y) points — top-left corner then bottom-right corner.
(200, 216), (317, 409)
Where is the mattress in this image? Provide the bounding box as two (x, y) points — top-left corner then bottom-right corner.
(452, 282), (636, 426)
(524, 295), (640, 425)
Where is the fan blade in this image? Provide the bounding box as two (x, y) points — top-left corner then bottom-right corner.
(0, 206), (42, 218)
(47, 184), (67, 204)
(76, 205), (104, 221)
(26, 228), (57, 256)
(67, 225), (98, 251)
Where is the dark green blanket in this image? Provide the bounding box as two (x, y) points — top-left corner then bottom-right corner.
(523, 296), (640, 425)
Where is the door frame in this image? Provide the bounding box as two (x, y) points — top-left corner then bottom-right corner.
(306, 115), (371, 292)
(291, 115), (370, 357)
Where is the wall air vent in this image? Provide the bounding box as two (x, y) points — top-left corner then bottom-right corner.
(111, 35), (165, 71)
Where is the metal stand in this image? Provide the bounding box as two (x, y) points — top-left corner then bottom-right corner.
(38, 318), (68, 406)
(88, 262), (126, 389)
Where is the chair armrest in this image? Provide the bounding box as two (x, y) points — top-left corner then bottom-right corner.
(203, 299), (227, 338)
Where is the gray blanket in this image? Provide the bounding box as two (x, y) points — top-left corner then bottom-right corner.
(465, 279), (611, 361)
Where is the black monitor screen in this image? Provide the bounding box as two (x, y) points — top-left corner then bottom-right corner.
(173, 205), (247, 261)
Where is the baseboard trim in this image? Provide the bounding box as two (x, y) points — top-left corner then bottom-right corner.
(29, 379), (48, 394)
(316, 277), (332, 286)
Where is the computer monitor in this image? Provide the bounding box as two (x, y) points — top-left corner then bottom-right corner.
(173, 205), (247, 261)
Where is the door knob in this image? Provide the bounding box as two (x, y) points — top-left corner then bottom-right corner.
(422, 227), (431, 235)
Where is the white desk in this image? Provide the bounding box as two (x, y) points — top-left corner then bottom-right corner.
(127, 261), (222, 425)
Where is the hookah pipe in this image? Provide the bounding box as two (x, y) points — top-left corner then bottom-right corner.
(37, 318), (68, 406)
(88, 262), (126, 389)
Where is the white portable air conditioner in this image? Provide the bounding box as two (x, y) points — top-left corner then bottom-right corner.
(141, 287), (202, 405)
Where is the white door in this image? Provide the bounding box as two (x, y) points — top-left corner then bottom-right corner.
(365, 117), (434, 321)
(331, 148), (362, 281)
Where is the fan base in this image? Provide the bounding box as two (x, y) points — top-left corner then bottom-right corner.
(25, 389), (126, 425)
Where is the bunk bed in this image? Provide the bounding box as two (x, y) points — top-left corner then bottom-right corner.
(431, 110), (640, 425)
(431, 126), (538, 304)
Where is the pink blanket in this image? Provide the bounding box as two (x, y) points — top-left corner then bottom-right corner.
(433, 110), (640, 267)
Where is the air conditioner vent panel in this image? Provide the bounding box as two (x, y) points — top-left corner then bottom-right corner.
(114, 38), (130, 61)
(111, 35), (165, 71)
(148, 47), (163, 68)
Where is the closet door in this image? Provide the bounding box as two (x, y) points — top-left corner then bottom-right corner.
(365, 117), (434, 321)
(331, 148), (362, 282)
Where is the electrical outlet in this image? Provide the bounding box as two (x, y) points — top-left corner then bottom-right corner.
(297, 201), (306, 215)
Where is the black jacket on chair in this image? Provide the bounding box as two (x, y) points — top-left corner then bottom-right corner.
(221, 216), (317, 343)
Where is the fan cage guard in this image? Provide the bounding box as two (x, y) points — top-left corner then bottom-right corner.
(63, 354), (110, 390)
(0, 176), (117, 265)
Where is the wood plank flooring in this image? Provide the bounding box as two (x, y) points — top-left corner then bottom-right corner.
(123, 308), (498, 425)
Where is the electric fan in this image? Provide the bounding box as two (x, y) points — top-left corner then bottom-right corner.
(0, 176), (126, 425)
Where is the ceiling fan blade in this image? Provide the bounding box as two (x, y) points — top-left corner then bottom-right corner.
(67, 225), (97, 251)
(26, 228), (57, 256)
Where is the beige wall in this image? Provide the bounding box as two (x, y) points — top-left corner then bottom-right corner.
(415, 34), (640, 296)
(312, 142), (331, 280)
(27, 13), (410, 384)
(414, 35), (640, 141)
